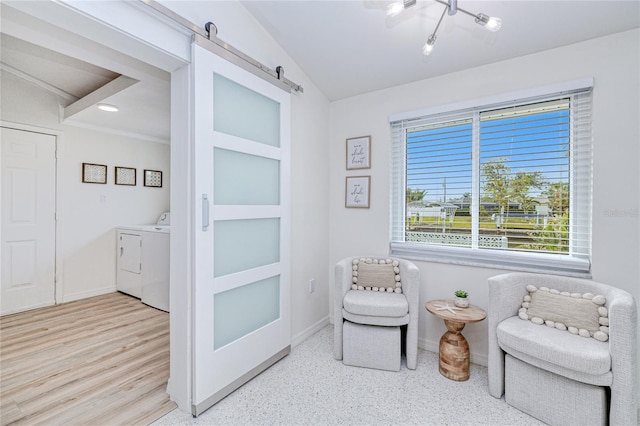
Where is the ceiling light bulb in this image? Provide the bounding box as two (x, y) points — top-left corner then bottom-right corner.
(387, 0), (416, 17)
(387, 1), (405, 17)
(97, 103), (119, 112)
(485, 16), (502, 32)
(422, 35), (437, 56)
(475, 13), (502, 32)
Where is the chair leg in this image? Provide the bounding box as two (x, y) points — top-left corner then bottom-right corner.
(333, 319), (343, 360)
(406, 322), (417, 370)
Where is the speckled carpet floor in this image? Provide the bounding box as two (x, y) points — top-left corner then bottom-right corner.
(153, 325), (545, 426)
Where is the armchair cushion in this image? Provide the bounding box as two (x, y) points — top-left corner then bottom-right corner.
(351, 258), (402, 293)
(343, 290), (408, 318)
(498, 317), (611, 378)
(519, 285), (608, 341)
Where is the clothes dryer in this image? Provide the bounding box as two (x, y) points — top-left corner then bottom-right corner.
(116, 213), (170, 311)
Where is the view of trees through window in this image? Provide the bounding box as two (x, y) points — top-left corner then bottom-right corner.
(405, 99), (571, 254)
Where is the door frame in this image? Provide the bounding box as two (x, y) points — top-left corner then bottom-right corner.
(0, 121), (63, 310)
(1, 0), (193, 410)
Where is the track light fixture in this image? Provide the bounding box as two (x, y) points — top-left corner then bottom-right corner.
(386, 0), (502, 56)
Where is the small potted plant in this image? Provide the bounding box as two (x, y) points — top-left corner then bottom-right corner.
(454, 290), (469, 308)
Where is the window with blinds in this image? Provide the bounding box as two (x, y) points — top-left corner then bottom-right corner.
(390, 84), (592, 275)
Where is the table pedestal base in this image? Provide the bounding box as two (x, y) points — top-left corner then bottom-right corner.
(438, 319), (469, 381)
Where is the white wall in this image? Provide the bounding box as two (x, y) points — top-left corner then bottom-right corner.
(1, 70), (170, 302)
(57, 126), (169, 301)
(329, 29), (640, 364)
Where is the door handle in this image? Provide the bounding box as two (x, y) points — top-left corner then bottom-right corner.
(120, 247), (123, 256)
(202, 194), (209, 231)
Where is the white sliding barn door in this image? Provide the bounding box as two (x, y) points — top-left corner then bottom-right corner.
(191, 39), (291, 415)
(1, 127), (56, 315)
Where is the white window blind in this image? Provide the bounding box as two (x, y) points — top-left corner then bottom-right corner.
(390, 85), (593, 275)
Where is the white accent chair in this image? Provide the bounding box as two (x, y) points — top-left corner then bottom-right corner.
(488, 272), (638, 426)
(334, 257), (420, 371)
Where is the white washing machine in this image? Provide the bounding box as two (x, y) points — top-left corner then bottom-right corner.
(116, 213), (170, 312)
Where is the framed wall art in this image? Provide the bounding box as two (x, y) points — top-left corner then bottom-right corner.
(82, 163), (107, 184)
(115, 166), (136, 186)
(346, 135), (371, 170)
(345, 176), (370, 208)
(144, 169), (163, 187)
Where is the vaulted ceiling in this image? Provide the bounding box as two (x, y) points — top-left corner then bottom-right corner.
(1, 1), (638, 141)
(241, 0), (640, 101)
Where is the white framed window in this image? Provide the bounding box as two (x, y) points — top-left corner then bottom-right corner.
(390, 80), (593, 276)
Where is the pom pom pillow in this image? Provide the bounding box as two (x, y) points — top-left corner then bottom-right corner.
(351, 258), (402, 294)
(519, 285), (608, 342)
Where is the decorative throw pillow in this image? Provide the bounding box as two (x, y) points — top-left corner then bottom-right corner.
(351, 258), (402, 294)
(519, 285), (608, 342)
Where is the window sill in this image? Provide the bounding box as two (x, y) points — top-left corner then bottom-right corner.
(390, 242), (591, 278)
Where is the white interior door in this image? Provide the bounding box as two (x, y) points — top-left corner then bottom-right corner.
(1, 127), (56, 315)
(192, 38), (291, 415)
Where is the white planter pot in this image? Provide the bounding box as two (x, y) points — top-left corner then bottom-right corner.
(454, 296), (469, 308)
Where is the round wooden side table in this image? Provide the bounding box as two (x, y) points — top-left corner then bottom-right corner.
(425, 299), (487, 381)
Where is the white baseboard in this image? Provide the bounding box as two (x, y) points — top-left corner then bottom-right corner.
(418, 337), (488, 367)
(1, 301), (55, 316)
(292, 316), (330, 348)
(62, 286), (116, 303)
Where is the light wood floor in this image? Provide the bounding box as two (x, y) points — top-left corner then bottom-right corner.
(0, 292), (176, 425)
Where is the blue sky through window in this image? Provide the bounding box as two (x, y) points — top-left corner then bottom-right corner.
(406, 105), (570, 206)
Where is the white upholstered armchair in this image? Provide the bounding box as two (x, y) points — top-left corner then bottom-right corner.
(488, 272), (637, 425)
(334, 257), (420, 371)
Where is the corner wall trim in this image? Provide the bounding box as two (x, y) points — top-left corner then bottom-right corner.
(292, 316), (330, 348)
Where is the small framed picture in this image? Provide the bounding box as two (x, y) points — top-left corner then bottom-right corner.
(144, 169), (163, 187)
(345, 176), (370, 208)
(115, 166), (136, 186)
(82, 163), (107, 184)
(346, 136), (371, 170)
